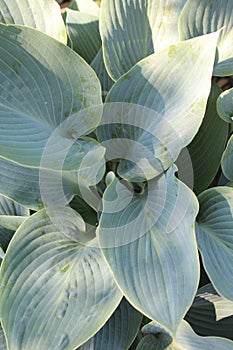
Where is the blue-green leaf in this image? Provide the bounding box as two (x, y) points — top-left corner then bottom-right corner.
(187, 82), (228, 194)
(97, 33), (218, 181)
(0, 207), (122, 349)
(0, 0), (67, 43)
(79, 298), (142, 350)
(185, 283), (233, 340)
(0, 24), (105, 208)
(196, 187), (233, 301)
(222, 135), (233, 181)
(179, 0), (233, 76)
(0, 24), (102, 168)
(69, 195), (98, 226)
(0, 143), (105, 211)
(91, 49), (114, 101)
(100, 0), (187, 80)
(98, 167), (199, 335)
(137, 320), (233, 349)
(0, 157), (55, 210)
(217, 87), (233, 123)
(0, 195), (29, 251)
(66, 9), (101, 64)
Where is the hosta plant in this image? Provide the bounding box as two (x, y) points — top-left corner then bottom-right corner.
(0, 0), (233, 349)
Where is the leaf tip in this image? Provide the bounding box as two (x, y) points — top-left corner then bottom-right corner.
(105, 171), (115, 186)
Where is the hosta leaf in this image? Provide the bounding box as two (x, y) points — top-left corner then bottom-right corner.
(100, 0), (187, 80)
(38, 136), (106, 208)
(218, 173), (230, 187)
(136, 334), (161, 350)
(0, 143), (105, 211)
(69, 195), (97, 226)
(222, 135), (233, 181)
(97, 33), (218, 181)
(0, 324), (7, 350)
(196, 187), (233, 301)
(0, 157), (55, 210)
(0, 24), (106, 208)
(0, 194), (29, 217)
(0, 24), (102, 168)
(137, 322), (172, 350)
(185, 283), (233, 340)
(79, 298), (142, 350)
(173, 321), (233, 349)
(217, 87), (233, 123)
(0, 194), (29, 231)
(0, 216), (28, 231)
(0, 195), (29, 251)
(91, 49), (114, 101)
(0, 0), (66, 44)
(70, 0), (100, 16)
(179, 0), (233, 76)
(187, 83), (228, 194)
(66, 9), (101, 64)
(98, 166), (199, 335)
(0, 207), (122, 350)
(137, 320), (233, 349)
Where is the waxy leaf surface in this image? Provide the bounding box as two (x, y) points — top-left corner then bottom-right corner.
(98, 33), (218, 181)
(186, 283), (233, 340)
(79, 298), (142, 350)
(196, 187), (233, 301)
(0, 207), (122, 350)
(100, 0), (187, 80)
(98, 167), (199, 335)
(0, 0), (66, 43)
(179, 0), (233, 76)
(66, 9), (101, 64)
(137, 320), (233, 349)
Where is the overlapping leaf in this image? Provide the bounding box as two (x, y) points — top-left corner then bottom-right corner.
(0, 24), (102, 168)
(0, 194), (29, 221)
(0, 149), (105, 211)
(217, 87), (233, 123)
(187, 83), (228, 194)
(70, 0), (100, 16)
(185, 283), (233, 340)
(221, 135), (233, 181)
(79, 298), (142, 350)
(100, 0), (187, 80)
(69, 195), (98, 226)
(0, 24), (105, 208)
(38, 136), (106, 209)
(179, 0), (233, 76)
(137, 320), (233, 349)
(97, 33), (218, 181)
(98, 167), (199, 335)
(0, 195), (29, 251)
(196, 187), (233, 301)
(0, 207), (122, 350)
(0, 0), (66, 43)
(91, 49), (114, 101)
(0, 157), (52, 210)
(66, 9), (101, 64)
(136, 334), (160, 350)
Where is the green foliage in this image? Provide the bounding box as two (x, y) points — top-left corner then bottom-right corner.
(0, 0), (233, 349)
